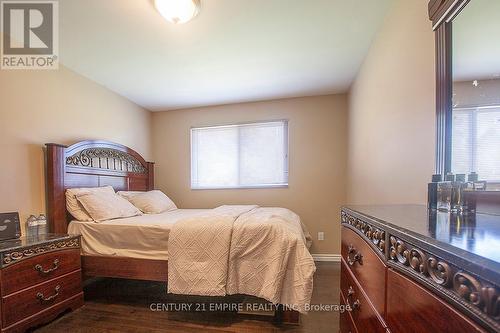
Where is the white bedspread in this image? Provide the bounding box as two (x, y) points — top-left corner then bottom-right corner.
(167, 205), (316, 313)
(68, 209), (210, 260)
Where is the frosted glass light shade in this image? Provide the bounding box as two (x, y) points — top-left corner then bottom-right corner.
(154, 0), (201, 24)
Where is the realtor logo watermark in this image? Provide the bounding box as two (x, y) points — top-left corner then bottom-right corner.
(1, 0), (58, 69)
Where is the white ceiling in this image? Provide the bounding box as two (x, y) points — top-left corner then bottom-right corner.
(59, 0), (392, 111)
(453, 0), (500, 81)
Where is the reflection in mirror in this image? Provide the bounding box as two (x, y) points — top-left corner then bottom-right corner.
(452, 0), (500, 183)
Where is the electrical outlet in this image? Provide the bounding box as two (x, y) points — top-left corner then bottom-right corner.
(318, 232), (324, 241)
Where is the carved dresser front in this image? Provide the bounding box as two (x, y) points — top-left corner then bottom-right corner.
(0, 234), (83, 332)
(340, 205), (499, 333)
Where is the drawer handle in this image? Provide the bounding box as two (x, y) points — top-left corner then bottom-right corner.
(352, 299), (361, 310)
(34, 259), (60, 275)
(347, 245), (363, 266)
(36, 285), (61, 303)
(347, 286), (355, 298)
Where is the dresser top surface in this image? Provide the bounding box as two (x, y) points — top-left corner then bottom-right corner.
(0, 233), (78, 252)
(343, 204), (500, 275)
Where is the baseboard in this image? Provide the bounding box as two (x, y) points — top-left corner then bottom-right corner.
(311, 253), (341, 262)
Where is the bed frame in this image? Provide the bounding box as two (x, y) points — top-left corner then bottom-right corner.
(45, 140), (299, 324)
(45, 141), (167, 281)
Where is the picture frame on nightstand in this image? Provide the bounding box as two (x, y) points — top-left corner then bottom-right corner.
(0, 212), (21, 241)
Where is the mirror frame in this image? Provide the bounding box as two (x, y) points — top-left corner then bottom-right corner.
(428, 0), (470, 175)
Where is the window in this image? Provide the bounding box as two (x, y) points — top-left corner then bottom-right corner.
(191, 120), (288, 189)
(452, 106), (500, 181)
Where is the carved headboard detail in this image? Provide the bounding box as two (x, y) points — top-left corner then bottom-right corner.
(45, 140), (154, 234)
(66, 147), (148, 174)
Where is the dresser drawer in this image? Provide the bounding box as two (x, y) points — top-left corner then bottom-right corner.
(2, 270), (82, 327)
(340, 292), (357, 333)
(341, 226), (386, 315)
(1, 249), (81, 296)
(341, 260), (386, 333)
(386, 269), (486, 333)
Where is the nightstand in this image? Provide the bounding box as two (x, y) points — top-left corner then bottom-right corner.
(0, 234), (83, 332)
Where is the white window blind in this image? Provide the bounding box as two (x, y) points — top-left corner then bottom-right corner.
(452, 106), (500, 181)
(191, 121), (289, 189)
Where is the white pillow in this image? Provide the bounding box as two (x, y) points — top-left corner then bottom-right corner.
(116, 191), (143, 200)
(76, 191), (142, 222)
(66, 186), (115, 221)
(118, 190), (177, 214)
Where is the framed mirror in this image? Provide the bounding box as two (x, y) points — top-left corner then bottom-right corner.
(429, 0), (500, 187)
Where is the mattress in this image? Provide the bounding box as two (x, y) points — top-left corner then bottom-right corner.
(68, 209), (211, 260)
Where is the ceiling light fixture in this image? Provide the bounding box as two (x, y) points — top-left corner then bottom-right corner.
(154, 0), (201, 24)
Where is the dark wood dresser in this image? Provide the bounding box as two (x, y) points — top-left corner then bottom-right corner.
(0, 234), (83, 332)
(340, 205), (499, 333)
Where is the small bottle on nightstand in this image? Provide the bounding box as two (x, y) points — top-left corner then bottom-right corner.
(26, 215), (38, 237)
(37, 214), (48, 235)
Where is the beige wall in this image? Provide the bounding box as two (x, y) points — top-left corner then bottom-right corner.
(347, 0), (436, 205)
(0, 66), (152, 229)
(152, 95), (348, 254)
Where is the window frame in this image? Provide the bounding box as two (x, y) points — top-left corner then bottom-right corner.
(190, 120), (289, 190)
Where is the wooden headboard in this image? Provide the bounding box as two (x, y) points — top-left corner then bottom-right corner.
(45, 140), (154, 234)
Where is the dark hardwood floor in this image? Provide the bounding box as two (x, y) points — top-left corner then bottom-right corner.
(35, 262), (340, 333)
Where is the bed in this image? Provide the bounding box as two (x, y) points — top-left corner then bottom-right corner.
(45, 140), (312, 324)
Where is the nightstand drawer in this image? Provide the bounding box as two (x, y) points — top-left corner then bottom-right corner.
(2, 269), (82, 327)
(1, 248), (81, 296)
